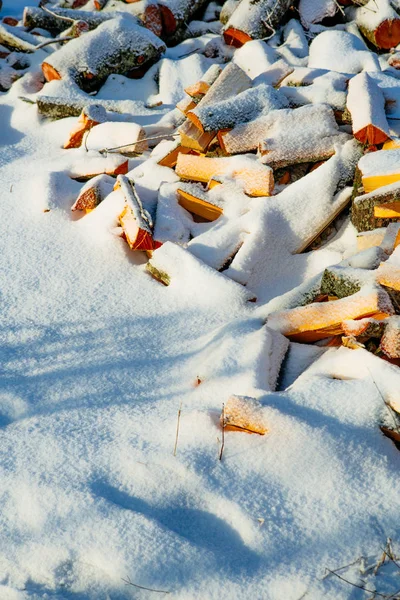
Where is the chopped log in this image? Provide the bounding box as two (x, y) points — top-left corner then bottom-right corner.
(71, 173), (114, 211)
(380, 316), (400, 359)
(176, 96), (197, 115)
(359, 148), (400, 194)
(187, 83), (287, 133)
(114, 175), (154, 251)
(221, 395), (267, 435)
(320, 265), (372, 299)
(346, 72), (390, 146)
(380, 223), (400, 255)
(184, 64), (222, 100)
(178, 119), (216, 153)
(352, 181), (400, 232)
(64, 104), (107, 149)
(220, 0), (240, 25)
(68, 154), (129, 180)
(346, 0), (400, 50)
(298, 0), (337, 29)
(268, 286), (394, 343)
(258, 104), (350, 170)
(177, 183), (223, 221)
(23, 6), (113, 36)
(36, 90), (146, 120)
(157, 0), (209, 37)
(175, 153), (274, 197)
(223, 0), (292, 47)
(94, 0), (108, 8)
(357, 228), (386, 251)
(342, 317), (385, 339)
(85, 121), (147, 155)
(0, 23), (39, 52)
(252, 59), (294, 88)
(156, 141), (198, 168)
(376, 262), (400, 292)
(375, 202), (400, 219)
(42, 14), (165, 91)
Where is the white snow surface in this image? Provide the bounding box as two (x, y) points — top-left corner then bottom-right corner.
(2, 3), (400, 600)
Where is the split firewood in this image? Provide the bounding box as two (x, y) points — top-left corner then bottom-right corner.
(114, 175), (155, 251)
(157, 0), (209, 38)
(380, 316), (400, 359)
(346, 72), (390, 147)
(223, 0), (292, 47)
(376, 262), (400, 293)
(71, 173), (114, 212)
(0, 23), (39, 53)
(23, 6), (113, 36)
(342, 317), (385, 340)
(156, 141), (199, 168)
(64, 104), (107, 149)
(252, 59), (294, 88)
(177, 182), (223, 221)
(320, 265), (373, 299)
(184, 64), (222, 100)
(187, 83), (287, 133)
(42, 14), (165, 91)
(267, 286), (394, 343)
(258, 104), (350, 170)
(178, 120), (216, 153)
(358, 149), (400, 195)
(175, 153), (274, 197)
(68, 153), (129, 180)
(379, 223), (400, 255)
(221, 395), (267, 435)
(345, 0), (400, 50)
(375, 202), (400, 220)
(298, 0), (337, 29)
(352, 181), (400, 233)
(84, 121), (147, 156)
(357, 228), (386, 252)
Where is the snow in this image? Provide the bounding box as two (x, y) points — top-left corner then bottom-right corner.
(308, 30), (381, 74)
(347, 72), (390, 139)
(2, 2), (400, 599)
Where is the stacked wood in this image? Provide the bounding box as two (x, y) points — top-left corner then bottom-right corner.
(221, 395), (267, 435)
(41, 14), (165, 91)
(258, 104), (350, 169)
(114, 175), (155, 251)
(358, 149), (400, 195)
(267, 286), (394, 343)
(71, 174), (114, 212)
(177, 183), (223, 221)
(23, 6), (113, 36)
(346, 73), (390, 147)
(175, 153), (274, 197)
(64, 104), (107, 149)
(352, 181), (400, 232)
(223, 0), (292, 47)
(345, 0), (400, 50)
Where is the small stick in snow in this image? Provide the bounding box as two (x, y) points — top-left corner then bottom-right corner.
(324, 568), (388, 598)
(122, 576), (170, 594)
(173, 402), (182, 457)
(39, 3), (77, 24)
(219, 404), (225, 461)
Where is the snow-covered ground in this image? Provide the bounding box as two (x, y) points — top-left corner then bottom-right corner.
(2, 2), (400, 600)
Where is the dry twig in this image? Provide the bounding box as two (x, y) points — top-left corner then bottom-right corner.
(173, 402), (182, 457)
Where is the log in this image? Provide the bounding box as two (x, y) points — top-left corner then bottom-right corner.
(42, 14), (165, 91)
(36, 90), (147, 119)
(184, 64), (222, 100)
(0, 23), (39, 52)
(68, 153), (129, 180)
(380, 223), (400, 255)
(23, 6), (113, 36)
(175, 153), (274, 197)
(346, 72), (390, 146)
(267, 286), (394, 343)
(64, 104), (107, 149)
(258, 104), (350, 170)
(352, 181), (400, 232)
(156, 141), (199, 168)
(71, 174), (114, 211)
(375, 202), (400, 219)
(298, 0), (337, 29)
(157, 0), (209, 38)
(380, 316), (400, 359)
(177, 183), (223, 221)
(178, 119), (216, 153)
(221, 395), (267, 435)
(358, 149), (400, 195)
(376, 262), (400, 292)
(252, 59), (294, 88)
(346, 0), (400, 50)
(220, 0), (240, 25)
(84, 121), (148, 155)
(114, 175), (155, 251)
(223, 0), (292, 47)
(357, 228), (386, 252)
(187, 83), (287, 133)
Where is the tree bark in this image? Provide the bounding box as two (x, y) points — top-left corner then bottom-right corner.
(352, 181), (400, 232)
(223, 0), (292, 47)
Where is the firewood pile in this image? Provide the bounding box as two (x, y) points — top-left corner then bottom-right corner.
(3, 0), (400, 382)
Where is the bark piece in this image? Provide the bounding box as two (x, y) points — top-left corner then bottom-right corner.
(177, 182), (223, 221)
(64, 104), (107, 149)
(346, 0), (400, 50)
(352, 181), (400, 232)
(221, 395), (267, 435)
(23, 6), (113, 36)
(223, 0), (292, 47)
(346, 72), (390, 146)
(175, 153), (274, 197)
(42, 14), (165, 91)
(115, 174), (154, 251)
(268, 286), (394, 343)
(71, 173), (114, 211)
(258, 104), (349, 170)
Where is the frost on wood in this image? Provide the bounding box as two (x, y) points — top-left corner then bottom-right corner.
(64, 104), (107, 149)
(23, 6), (114, 36)
(84, 122), (148, 155)
(346, 72), (390, 146)
(298, 0), (337, 29)
(42, 14), (166, 91)
(308, 30), (380, 74)
(222, 395), (268, 434)
(346, 0), (400, 49)
(115, 175), (155, 251)
(352, 181), (400, 232)
(71, 174), (114, 212)
(380, 316), (400, 359)
(358, 149), (400, 194)
(223, 0), (293, 47)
